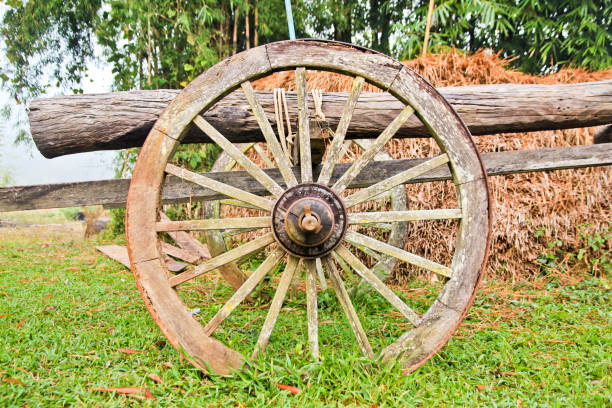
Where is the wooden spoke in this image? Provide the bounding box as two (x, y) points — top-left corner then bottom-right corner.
(304, 259), (319, 359)
(348, 209), (462, 225)
(334, 246), (420, 326)
(355, 244), (382, 261)
(156, 217), (270, 232)
(343, 154), (450, 208)
(315, 258), (328, 290)
(193, 115), (285, 197)
(165, 163), (274, 211)
(169, 232), (276, 287)
(322, 256), (374, 359)
(224, 143), (257, 171)
(344, 230), (452, 278)
(219, 199), (261, 210)
(331, 106), (415, 194)
(160, 242), (201, 264)
(203, 248), (286, 335)
(241, 81), (298, 187)
(317, 76), (365, 185)
(222, 227), (263, 238)
(296, 67), (312, 183)
(252, 256), (300, 358)
(159, 212), (210, 260)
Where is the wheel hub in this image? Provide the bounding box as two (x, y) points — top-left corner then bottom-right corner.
(272, 183), (347, 258)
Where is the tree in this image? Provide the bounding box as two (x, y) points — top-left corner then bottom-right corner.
(392, 0), (612, 73)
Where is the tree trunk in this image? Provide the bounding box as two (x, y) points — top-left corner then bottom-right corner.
(28, 80), (612, 158)
(254, 6), (258, 47)
(232, 6), (239, 55)
(245, 2), (250, 50)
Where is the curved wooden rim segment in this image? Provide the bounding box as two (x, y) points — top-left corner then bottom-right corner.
(126, 40), (490, 375)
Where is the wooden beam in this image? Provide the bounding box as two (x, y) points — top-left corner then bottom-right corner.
(1, 143), (610, 212)
(29, 81), (612, 158)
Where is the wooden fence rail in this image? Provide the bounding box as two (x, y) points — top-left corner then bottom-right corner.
(2, 143), (610, 212)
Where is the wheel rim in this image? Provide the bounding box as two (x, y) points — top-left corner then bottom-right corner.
(126, 40), (491, 375)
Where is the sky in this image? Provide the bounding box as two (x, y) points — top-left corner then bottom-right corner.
(0, 5), (117, 187)
(0, 62), (117, 186)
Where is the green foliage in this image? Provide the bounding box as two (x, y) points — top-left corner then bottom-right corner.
(392, 0), (612, 73)
(107, 207), (126, 237)
(0, 0), (101, 101)
(536, 223), (611, 276)
(97, 0), (223, 90)
(304, 0), (612, 74)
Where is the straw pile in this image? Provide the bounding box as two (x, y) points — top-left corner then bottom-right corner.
(242, 49), (611, 280)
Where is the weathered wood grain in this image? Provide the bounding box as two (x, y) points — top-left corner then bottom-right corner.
(344, 230), (453, 277)
(331, 106), (414, 194)
(334, 246), (420, 325)
(304, 259), (320, 359)
(155, 216), (271, 232)
(96, 244), (188, 272)
(29, 81), (612, 158)
(1, 143), (610, 212)
(251, 256), (300, 358)
(317, 76), (365, 185)
(165, 163), (275, 211)
(343, 153), (448, 208)
(241, 81), (297, 187)
(168, 232), (275, 287)
(203, 248), (285, 336)
(159, 212), (210, 261)
(192, 116), (284, 197)
(160, 242), (201, 265)
(323, 256), (374, 359)
(296, 67), (313, 183)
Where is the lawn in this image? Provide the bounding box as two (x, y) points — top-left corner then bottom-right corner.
(0, 222), (609, 407)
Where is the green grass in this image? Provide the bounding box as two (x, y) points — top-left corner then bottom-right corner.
(0, 208), (85, 226)
(0, 226), (609, 407)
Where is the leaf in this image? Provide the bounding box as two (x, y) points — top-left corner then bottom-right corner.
(118, 348), (141, 354)
(16, 318), (26, 329)
(2, 377), (24, 386)
(92, 387), (155, 400)
(147, 374), (163, 384)
(275, 383), (301, 395)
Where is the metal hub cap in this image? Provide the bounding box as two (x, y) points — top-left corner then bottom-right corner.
(272, 183), (347, 258)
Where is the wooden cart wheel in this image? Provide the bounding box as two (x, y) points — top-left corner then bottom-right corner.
(126, 40), (491, 375)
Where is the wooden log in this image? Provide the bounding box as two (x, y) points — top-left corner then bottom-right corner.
(29, 80), (612, 158)
(1, 143), (611, 212)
